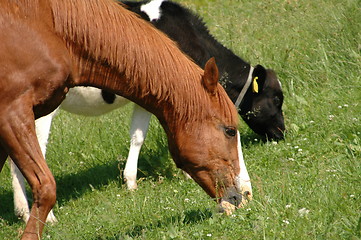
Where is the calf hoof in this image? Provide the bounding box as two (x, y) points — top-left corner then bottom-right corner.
(126, 180), (138, 191)
(46, 210), (58, 224)
(16, 211), (30, 223)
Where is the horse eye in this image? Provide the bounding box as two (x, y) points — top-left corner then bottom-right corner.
(224, 127), (237, 137)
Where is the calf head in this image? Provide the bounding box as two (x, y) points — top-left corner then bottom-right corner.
(240, 65), (285, 140)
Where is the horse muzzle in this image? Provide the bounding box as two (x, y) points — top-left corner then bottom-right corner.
(218, 185), (252, 215)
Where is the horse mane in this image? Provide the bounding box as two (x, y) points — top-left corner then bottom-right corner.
(48, 0), (237, 123)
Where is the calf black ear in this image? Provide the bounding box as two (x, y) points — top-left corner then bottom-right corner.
(252, 65), (267, 94)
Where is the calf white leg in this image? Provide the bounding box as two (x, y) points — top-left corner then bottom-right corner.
(124, 104), (151, 190)
(10, 109), (58, 223)
(10, 161), (30, 222)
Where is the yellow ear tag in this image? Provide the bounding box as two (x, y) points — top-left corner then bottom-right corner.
(252, 77), (259, 93)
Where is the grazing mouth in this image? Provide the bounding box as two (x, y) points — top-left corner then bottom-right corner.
(267, 127), (285, 140)
(218, 200), (237, 215)
(218, 188), (252, 215)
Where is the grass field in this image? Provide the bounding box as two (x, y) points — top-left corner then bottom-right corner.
(1, 0), (360, 239)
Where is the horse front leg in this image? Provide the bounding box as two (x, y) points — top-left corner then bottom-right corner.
(0, 102), (56, 240)
(10, 110), (58, 223)
(124, 104), (151, 190)
(35, 111), (58, 223)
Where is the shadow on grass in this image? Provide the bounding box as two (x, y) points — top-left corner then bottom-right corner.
(103, 208), (213, 240)
(240, 131), (268, 146)
(55, 152), (175, 207)
(0, 190), (21, 225)
(55, 161), (121, 206)
(0, 160), (121, 224)
(0, 147), (174, 223)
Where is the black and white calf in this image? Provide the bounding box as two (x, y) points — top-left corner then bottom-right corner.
(11, 0), (284, 222)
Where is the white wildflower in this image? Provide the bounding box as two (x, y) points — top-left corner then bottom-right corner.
(298, 208), (310, 217)
(282, 219), (290, 225)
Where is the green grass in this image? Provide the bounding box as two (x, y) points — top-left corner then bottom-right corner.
(1, 0), (360, 239)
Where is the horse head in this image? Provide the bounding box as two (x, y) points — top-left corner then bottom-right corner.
(165, 58), (252, 213)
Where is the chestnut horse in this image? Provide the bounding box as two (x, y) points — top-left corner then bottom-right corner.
(9, 0), (254, 223)
(0, 0), (250, 239)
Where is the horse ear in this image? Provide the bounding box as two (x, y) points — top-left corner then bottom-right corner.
(252, 65), (267, 94)
(202, 57), (219, 95)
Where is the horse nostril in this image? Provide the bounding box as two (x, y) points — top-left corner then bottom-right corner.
(243, 191), (251, 200)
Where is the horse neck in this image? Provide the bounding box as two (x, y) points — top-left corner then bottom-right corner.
(72, 53), (211, 135)
(49, 0), (211, 124)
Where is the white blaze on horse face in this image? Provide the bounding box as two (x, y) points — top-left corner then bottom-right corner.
(140, 0), (166, 21)
(235, 131), (252, 200)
